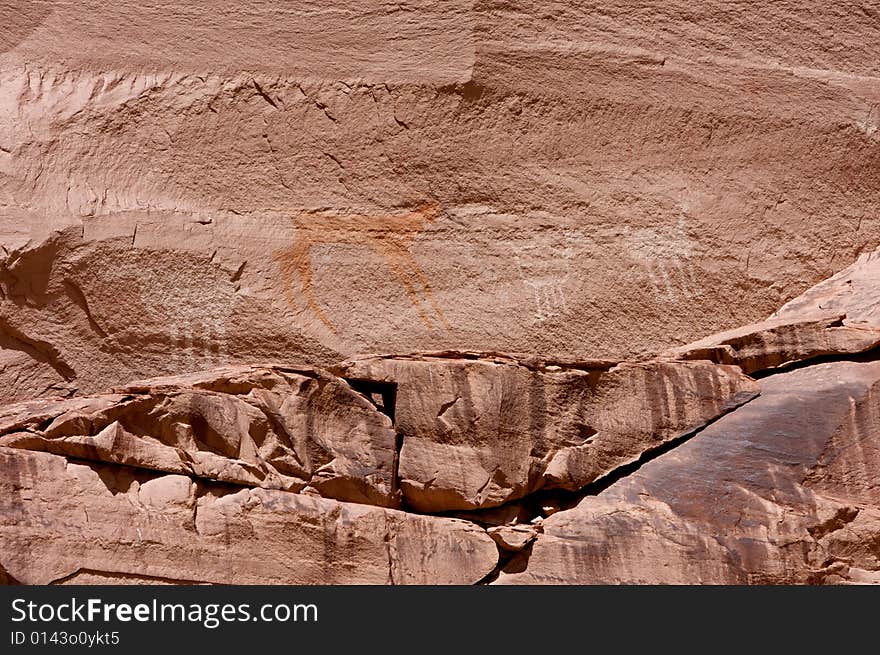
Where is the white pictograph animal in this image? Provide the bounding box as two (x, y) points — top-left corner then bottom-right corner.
(136, 268), (232, 371)
(515, 229), (581, 322)
(167, 312), (229, 371)
(626, 215), (701, 302)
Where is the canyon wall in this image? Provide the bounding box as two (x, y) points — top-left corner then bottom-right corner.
(1, 2), (878, 403)
(2, 250), (879, 584)
(1, 2), (879, 584)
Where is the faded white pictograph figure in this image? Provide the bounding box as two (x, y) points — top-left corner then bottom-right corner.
(626, 212), (701, 303)
(139, 279), (233, 372)
(855, 104), (878, 138)
(515, 229), (582, 322)
(167, 312), (230, 371)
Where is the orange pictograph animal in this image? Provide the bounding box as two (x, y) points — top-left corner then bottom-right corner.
(274, 201), (450, 332)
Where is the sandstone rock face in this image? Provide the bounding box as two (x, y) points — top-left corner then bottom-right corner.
(0, 365), (398, 507)
(771, 248), (880, 330)
(339, 353), (757, 511)
(0, 228), (341, 406)
(665, 249), (880, 374)
(0, 447), (497, 585)
(666, 314), (880, 375)
(488, 525), (540, 553)
(2, 2), (880, 587)
(496, 360), (880, 585)
(1, 2), (878, 405)
(486, 261), (880, 585)
(1, 274), (879, 583)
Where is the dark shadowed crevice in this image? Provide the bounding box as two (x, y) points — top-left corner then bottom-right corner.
(437, 395), (459, 419)
(62, 456), (259, 497)
(807, 506), (860, 540)
(345, 378), (397, 423)
(553, 392), (757, 504)
(251, 80), (279, 110)
(343, 378), (403, 499)
(466, 346), (880, 583)
(463, 391), (761, 583)
(750, 343), (880, 379)
(476, 540), (536, 585)
(0, 317), (77, 381)
(455, 390), (760, 530)
(63, 278), (109, 338)
(0, 560), (21, 585)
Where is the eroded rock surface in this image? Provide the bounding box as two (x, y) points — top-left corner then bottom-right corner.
(664, 247), (880, 376)
(0, 447), (497, 585)
(1, 279), (879, 584)
(1, 2), (879, 406)
(337, 353), (757, 511)
(497, 361), (880, 585)
(0, 365), (398, 507)
(666, 314), (880, 375)
(1, 1), (880, 586)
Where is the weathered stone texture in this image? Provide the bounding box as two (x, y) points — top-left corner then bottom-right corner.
(0, 365), (398, 507)
(338, 353), (757, 511)
(1, 1), (879, 586)
(497, 361), (880, 585)
(1, 2), (878, 404)
(0, 448), (497, 585)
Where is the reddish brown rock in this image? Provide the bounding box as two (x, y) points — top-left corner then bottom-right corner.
(666, 247), (880, 375)
(337, 352), (757, 511)
(1, 1), (879, 587)
(666, 314), (880, 375)
(0, 447), (497, 585)
(488, 525), (540, 553)
(772, 249), (880, 329)
(0, 365), (398, 507)
(497, 360), (880, 585)
(2, 3), (879, 406)
(0, 229), (341, 406)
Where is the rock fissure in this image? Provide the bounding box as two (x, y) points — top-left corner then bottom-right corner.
(477, 539), (537, 586)
(750, 343), (880, 379)
(445, 387), (763, 540)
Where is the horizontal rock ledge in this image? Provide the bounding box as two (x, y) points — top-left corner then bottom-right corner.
(0, 447), (498, 585)
(336, 352), (758, 512)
